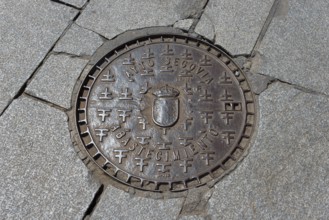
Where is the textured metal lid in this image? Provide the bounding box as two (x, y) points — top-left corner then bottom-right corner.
(72, 35), (256, 192)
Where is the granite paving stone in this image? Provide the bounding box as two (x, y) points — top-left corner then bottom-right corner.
(76, 0), (207, 39)
(195, 0), (274, 55)
(90, 186), (184, 220)
(256, 0), (329, 95)
(0, 96), (99, 219)
(26, 54), (88, 109)
(54, 24), (104, 56)
(245, 72), (273, 95)
(0, 0), (78, 114)
(61, 0), (87, 8)
(207, 82), (329, 219)
(173, 19), (194, 31)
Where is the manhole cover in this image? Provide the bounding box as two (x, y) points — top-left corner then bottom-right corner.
(72, 34), (256, 192)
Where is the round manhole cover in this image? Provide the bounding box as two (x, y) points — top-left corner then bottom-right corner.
(72, 34), (256, 192)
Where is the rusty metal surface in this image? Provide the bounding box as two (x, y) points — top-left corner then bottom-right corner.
(74, 35), (256, 192)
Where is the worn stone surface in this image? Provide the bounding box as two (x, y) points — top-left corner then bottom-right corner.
(257, 0), (329, 95)
(179, 188), (212, 216)
(208, 82), (329, 219)
(90, 186), (184, 220)
(26, 54), (88, 109)
(194, 15), (215, 42)
(195, 0), (274, 55)
(61, 0), (86, 8)
(54, 24), (103, 56)
(174, 19), (194, 31)
(76, 0), (207, 39)
(0, 0), (77, 114)
(245, 72), (273, 95)
(0, 96), (99, 219)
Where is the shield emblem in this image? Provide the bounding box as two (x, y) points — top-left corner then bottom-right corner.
(152, 86), (180, 127)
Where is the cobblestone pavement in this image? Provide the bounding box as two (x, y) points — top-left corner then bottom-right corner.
(1, 0), (329, 219)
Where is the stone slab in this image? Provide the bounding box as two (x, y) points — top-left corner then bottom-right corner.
(76, 0), (207, 39)
(26, 54), (88, 109)
(208, 82), (329, 219)
(54, 24), (103, 56)
(257, 0), (329, 95)
(90, 186), (184, 220)
(0, 0), (78, 114)
(174, 19), (194, 31)
(245, 72), (273, 95)
(195, 0), (274, 55)
(0, 96), (99, 219)
(61, 0), (86, 8)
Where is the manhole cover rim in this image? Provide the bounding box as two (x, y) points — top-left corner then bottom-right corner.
(70, 33), (256, 192)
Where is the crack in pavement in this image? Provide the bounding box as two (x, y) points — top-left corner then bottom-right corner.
(82, 185), (105, 220)
(50, 0), (82, 10)
(177, 188), (214, 219)
(251, 0), (281, 57)
(51, 51), (92, 60)
(74, 22), (110, 41)
(23, 93), (67, 112)
(189, 0), (210, 33)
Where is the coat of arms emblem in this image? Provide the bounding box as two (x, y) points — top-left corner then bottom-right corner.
(152, 85), (180, 127)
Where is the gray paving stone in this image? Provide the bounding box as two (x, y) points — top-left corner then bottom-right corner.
(207, 82), (329, 219)
(257, 0), (329, 95)
(195, 0), (274, 55)
(76, 0), (207, 39)
(180, 188), (212, 216)
(194, 15), (215, 42)
(90, 186), (184, 220)
(0, 0), (78, 114)
(26, 54), (88, 109)
(245, 72), (273, 95)
(54, 24), (103, 56)
(0, 96), (99, 219)
(61, 0), (86, 8)
(174, 19), (194, 31)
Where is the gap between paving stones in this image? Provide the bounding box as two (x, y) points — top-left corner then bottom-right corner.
(74, 23), (110, 41)
(23, 93), (67, 112)
(51, 51), (92, 60)
(251, 0), (281, 57)
(188, 0), (210, 33)
(83, 185), (104, 220)
(51, 0), (83, 10)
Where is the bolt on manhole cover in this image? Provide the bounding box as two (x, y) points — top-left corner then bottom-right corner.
(72, 34), (256, 192)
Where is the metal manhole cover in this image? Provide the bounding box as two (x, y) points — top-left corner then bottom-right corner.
(72, 35), (256, 192)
